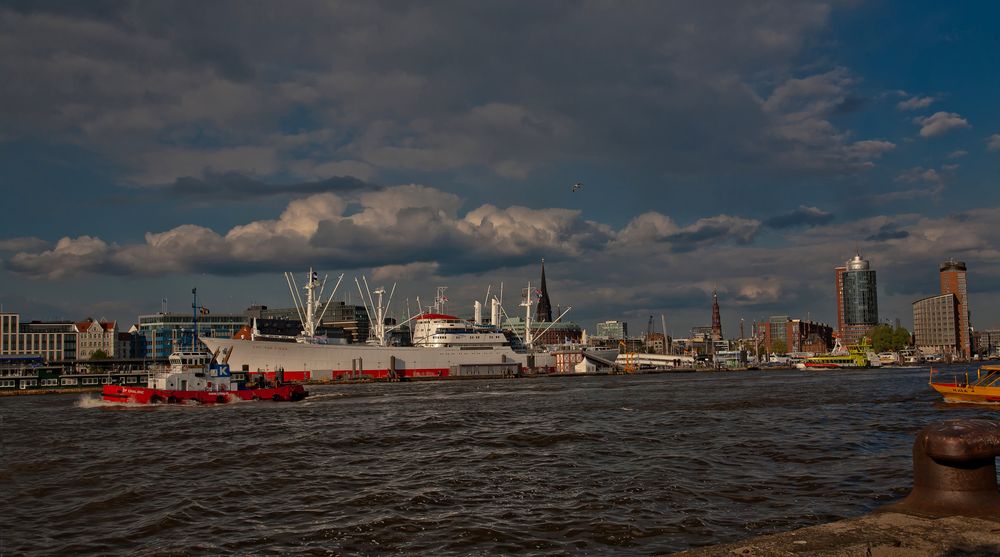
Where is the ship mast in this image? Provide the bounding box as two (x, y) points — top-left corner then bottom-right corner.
(285, 268), (344, 339)
(355, 276), (396, 346)
(521, 281), (533, 349)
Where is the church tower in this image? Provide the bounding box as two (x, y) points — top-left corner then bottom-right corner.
(536, 259), (553, 322)
(711, 289), (722, 341)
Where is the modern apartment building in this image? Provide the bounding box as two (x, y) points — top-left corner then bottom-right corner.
(912, 293), (960, 356)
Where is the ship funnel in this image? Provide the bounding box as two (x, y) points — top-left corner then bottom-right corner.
(474, 300), (482, 324)
(490, 298), (501, 326)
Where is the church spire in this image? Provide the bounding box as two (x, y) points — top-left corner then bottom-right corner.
(536, 258), (553, 322)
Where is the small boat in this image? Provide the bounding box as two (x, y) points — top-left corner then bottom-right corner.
(101, 349), (307, 405)
(929, 365), (1000, 403)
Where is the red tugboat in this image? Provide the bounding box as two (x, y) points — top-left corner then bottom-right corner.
(102, 287), (306, 405)
(101, 349), (307, 404)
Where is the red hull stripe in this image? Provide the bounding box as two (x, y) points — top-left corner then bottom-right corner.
(100, 385), (306, 404)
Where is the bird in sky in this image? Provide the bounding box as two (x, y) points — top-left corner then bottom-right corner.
(571, 182), (583, 192)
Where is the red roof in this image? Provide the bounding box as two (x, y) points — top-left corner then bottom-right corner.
(415, 313), (461, 321)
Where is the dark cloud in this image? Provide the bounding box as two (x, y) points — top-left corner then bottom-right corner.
(866, 222), (909, 242)
(0, 0), (893, 191)
(764, 205), (834, 229)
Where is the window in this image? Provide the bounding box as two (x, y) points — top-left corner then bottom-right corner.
(41, 378), (58, 386)
(0, 380), (14, 388)
(126, 376), (137, 384)
(61, 378), (78, 385)
(20, 379), (37, 389)
(82, 378), (98, 385)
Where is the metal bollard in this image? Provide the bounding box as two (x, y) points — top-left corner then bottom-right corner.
(880, 419), (1000, 518)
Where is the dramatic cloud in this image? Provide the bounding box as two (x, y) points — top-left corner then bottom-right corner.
(0, 1), (896, 189)
(896, 96), (935, 111)
(764, 206), (834, 229)
(5, 185), (615, 278)
(0, 237), (49, 253)
(987, 134), (1000, 152)
(616, 213), (761, 252)
(760, 68), (895, 170)
(866, 222), (910, 242)
(914, 112), (970, 138)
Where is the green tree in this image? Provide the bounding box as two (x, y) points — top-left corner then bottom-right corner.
(90, 349), (109, 360)
(870, 324), (894, 352)
(770, 339), (787, 354)
(871, 324), (912, 351)
(891, 326), (911, 349)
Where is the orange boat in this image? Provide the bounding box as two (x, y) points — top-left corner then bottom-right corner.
(929, 365), (1000, 403)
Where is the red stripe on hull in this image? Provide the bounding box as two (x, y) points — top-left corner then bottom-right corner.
(101, 385), (307, 404)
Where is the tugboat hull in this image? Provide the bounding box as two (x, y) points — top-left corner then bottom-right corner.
(101, 384), (307, 404)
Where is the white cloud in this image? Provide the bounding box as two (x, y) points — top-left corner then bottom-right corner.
(987, 134), (1000, 152)
(896, 96), (934, 111)
(947, 150), (968, 159)
(914, 112), (970, 138)
(0, 237), (49, 253)
(894, 166), (942, 184)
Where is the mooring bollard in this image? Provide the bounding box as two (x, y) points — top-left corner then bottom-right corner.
(880, 419), (1000, 518)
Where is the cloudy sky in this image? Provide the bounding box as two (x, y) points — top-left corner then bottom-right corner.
(1, 1), (999, 336)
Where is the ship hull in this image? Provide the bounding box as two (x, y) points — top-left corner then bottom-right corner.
(201, 338), (527, 381)
(101, 384), (307, 404)
(930, 383), (1000, 404)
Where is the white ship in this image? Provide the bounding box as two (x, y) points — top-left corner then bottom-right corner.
(201, 270), (557, 381)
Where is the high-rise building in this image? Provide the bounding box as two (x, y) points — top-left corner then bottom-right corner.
(835, 265), (846, 335)
(711, 289), (722, 340)
(838, 254), (878, 344)
(536, 259), (553, 323)
(939, 259), (971, 358)
(912, 293), (960, 357)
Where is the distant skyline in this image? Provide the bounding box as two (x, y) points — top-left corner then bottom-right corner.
(1, 1), (999, 335)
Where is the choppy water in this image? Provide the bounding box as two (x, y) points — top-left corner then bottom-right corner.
(2, 365), (999, 556)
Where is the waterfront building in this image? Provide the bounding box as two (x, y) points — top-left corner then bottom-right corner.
(137, 312), (248, 359)
(74, 318), (117, 359)
(711, 290), (722, 340)
(939, 259), (971, 358)
(912, 293), (961, 357)
(645, 332), (666, 354)
(502, 317), (582, 346)
(759, 316), (834, 354)
(838, 254), (879, 344)
(976, 329), (1000, 357)
(245, 301), (370, 343)
(2, 312), (80, 362)
(1, 312), (21, 355)
(596, 320), (627, 340)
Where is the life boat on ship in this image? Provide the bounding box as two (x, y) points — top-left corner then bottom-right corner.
(101, 348), (307, 405)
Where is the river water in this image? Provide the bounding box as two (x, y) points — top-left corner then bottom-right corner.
(2, 365), (998, 556)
